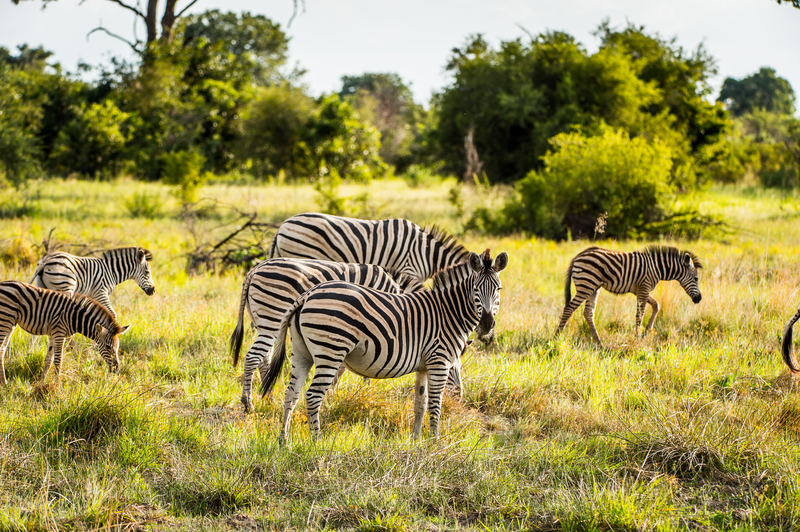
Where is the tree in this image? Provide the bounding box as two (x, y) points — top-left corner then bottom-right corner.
(775, 0), (800, 8)
(338, 73), (425, 169)
(11, 0), (303, 52)
(718, 67), (796, 117)
(434, 32), (659, 183)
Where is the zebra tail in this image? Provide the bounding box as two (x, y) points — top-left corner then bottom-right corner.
(29, 259), (46, 286)
(230, 269), (255, 367)
(564, 259), (574, 306)
(782, 307), (800, 375)
(260, 297), (302, 398)
(266, 233), (279, 259)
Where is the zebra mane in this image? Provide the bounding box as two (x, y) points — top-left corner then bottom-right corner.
(423, 225), (469, 260)
(101, 247), (153, 262)
(643, 245), (703, 269)
(383, 267), (426, 293)
(430, 261), (472, 291)
(72, 293), (122, 332)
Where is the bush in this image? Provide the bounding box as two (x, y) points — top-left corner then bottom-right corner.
(471, 128), (677, 239)
(161, 150), (209, 204)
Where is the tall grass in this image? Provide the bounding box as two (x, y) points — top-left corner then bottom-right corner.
(0, 179), (799, 529)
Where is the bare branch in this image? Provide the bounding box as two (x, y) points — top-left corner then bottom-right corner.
(174, 0), (201, 19)
(287, 0), (306, 28)
(103, 0), (146, 20)
(87, 26), (143, 54)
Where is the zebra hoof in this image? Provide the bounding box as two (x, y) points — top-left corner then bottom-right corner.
(241, 396), (252, 414)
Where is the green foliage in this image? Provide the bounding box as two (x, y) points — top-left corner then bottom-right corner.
(719, 67), (796, 117)
(161, 150), (208, 204)
(435, 24), (730, 186)
(239, 84), (316, 179)
(50, 100), (134, 178)
(339, 73), (426, 170)
(469, 128), (680, 238)
(124, 190), (163, 218)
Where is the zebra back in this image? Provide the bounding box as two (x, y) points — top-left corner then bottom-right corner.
(269, 212), (468, 282)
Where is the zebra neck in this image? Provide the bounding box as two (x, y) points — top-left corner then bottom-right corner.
(103, 249), (137, 285)
(71, 299), (114, 339)
(652, 254), (680, 281)
(435, 276), (480, 333)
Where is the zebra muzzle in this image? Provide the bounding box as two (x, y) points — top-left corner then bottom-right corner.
(144, 286), (156, 295)
(476, 311), (495, 337)
(692, 293), (702, 304)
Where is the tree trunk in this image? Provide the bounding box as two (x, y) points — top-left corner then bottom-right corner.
(160, 0), (178, 43)
(145, 0), (160, 43)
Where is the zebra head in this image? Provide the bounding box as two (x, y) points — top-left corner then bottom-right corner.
(468, 248), (509, 340)
(93, 323), (131, 372)
(678, 251), (702, 304)
(135, 248), (156, 296)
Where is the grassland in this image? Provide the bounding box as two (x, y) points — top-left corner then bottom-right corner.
(2, 178), (800, 531)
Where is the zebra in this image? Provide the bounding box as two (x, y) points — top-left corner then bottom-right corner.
(267, 212), (470, 284)
(781, 308), (800, 376)
(555, 245), (702, 347)
(0, 281), (130, 385)
(30, 247), (156, 320)
(260, 248), (508, 442)
(230, 258), (426, 413)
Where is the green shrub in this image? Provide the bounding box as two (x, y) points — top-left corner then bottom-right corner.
(124, 190), (163, 218)
(161, 150), (209, 204)
(468, 127), (708, 239)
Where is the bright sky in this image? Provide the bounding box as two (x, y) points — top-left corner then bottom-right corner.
(1, 0), (798, 106)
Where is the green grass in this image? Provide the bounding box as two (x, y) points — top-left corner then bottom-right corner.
(1, 178), (800, 530)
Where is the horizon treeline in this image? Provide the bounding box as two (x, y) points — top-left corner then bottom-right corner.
(0, 11), (798, 238)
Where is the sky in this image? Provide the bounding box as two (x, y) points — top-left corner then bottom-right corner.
(1, 0), (799, 106)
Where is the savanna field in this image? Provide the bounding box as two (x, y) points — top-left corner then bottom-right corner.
(3, 179), (800, 531)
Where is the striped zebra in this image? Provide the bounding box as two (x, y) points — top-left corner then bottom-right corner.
(0, 281), (130, 385)
(268, 213), (470, 283)
(230, 258), (426, 413)
(30, 247), (156, 319)
(556, 245), (702, 347)
(781, 308), (800, 376)
(261, 248), (508, 441)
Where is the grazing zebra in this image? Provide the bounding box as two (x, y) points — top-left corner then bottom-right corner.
(30, 247), (156, 319)
(261, 248), (508, 442)
(556, 245), (702, 347)
(781, 308), (800, 376)
(230, 258), (426, 413)
(268, 212), (470, 283)
(0, 281), (130, 385)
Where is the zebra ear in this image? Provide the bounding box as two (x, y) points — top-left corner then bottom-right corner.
(493, 252), (508, 273)
(95, 323), (107, 336)
(468, 252), (482, 273)
(682, 252), (692, 267)
(118, 325), (131, 336)
(137, 248), (146, 263)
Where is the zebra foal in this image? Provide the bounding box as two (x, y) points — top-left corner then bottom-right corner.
(230, 258), (425, 413)
(556, 245), (702, 347)
(261, 249), (508, 442)
(31, 247), (156, 319)
(268, 212), (470, 283)
(0, 281), (130, 385)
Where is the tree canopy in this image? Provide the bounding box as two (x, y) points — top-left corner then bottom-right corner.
(718, 67), (796, 117)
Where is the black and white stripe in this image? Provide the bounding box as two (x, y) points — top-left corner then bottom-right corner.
(230, 258), (425, 412)
(261, 249), (508, 441)
(781, 308), (800, 375)
(556, 245), (702, 347)
(268, 213), (470, 283)
(0, 281), (130, 384)
(30, 247), (156, 319)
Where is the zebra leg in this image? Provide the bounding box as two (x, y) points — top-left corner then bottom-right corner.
(51, 337), (67, 379)
(279, 340), (314, 444)
(241, 334), (275, 413)
(412, 370), (428, 439)
(556, 293), (590, 336)
(643, 295), (660, 336)
(634, 293), (649, 336)
(0, 329), (12, 386)
(582, 290), (603, 347)
(426, 363), (450, 438)
(305, 359), (345, 439)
